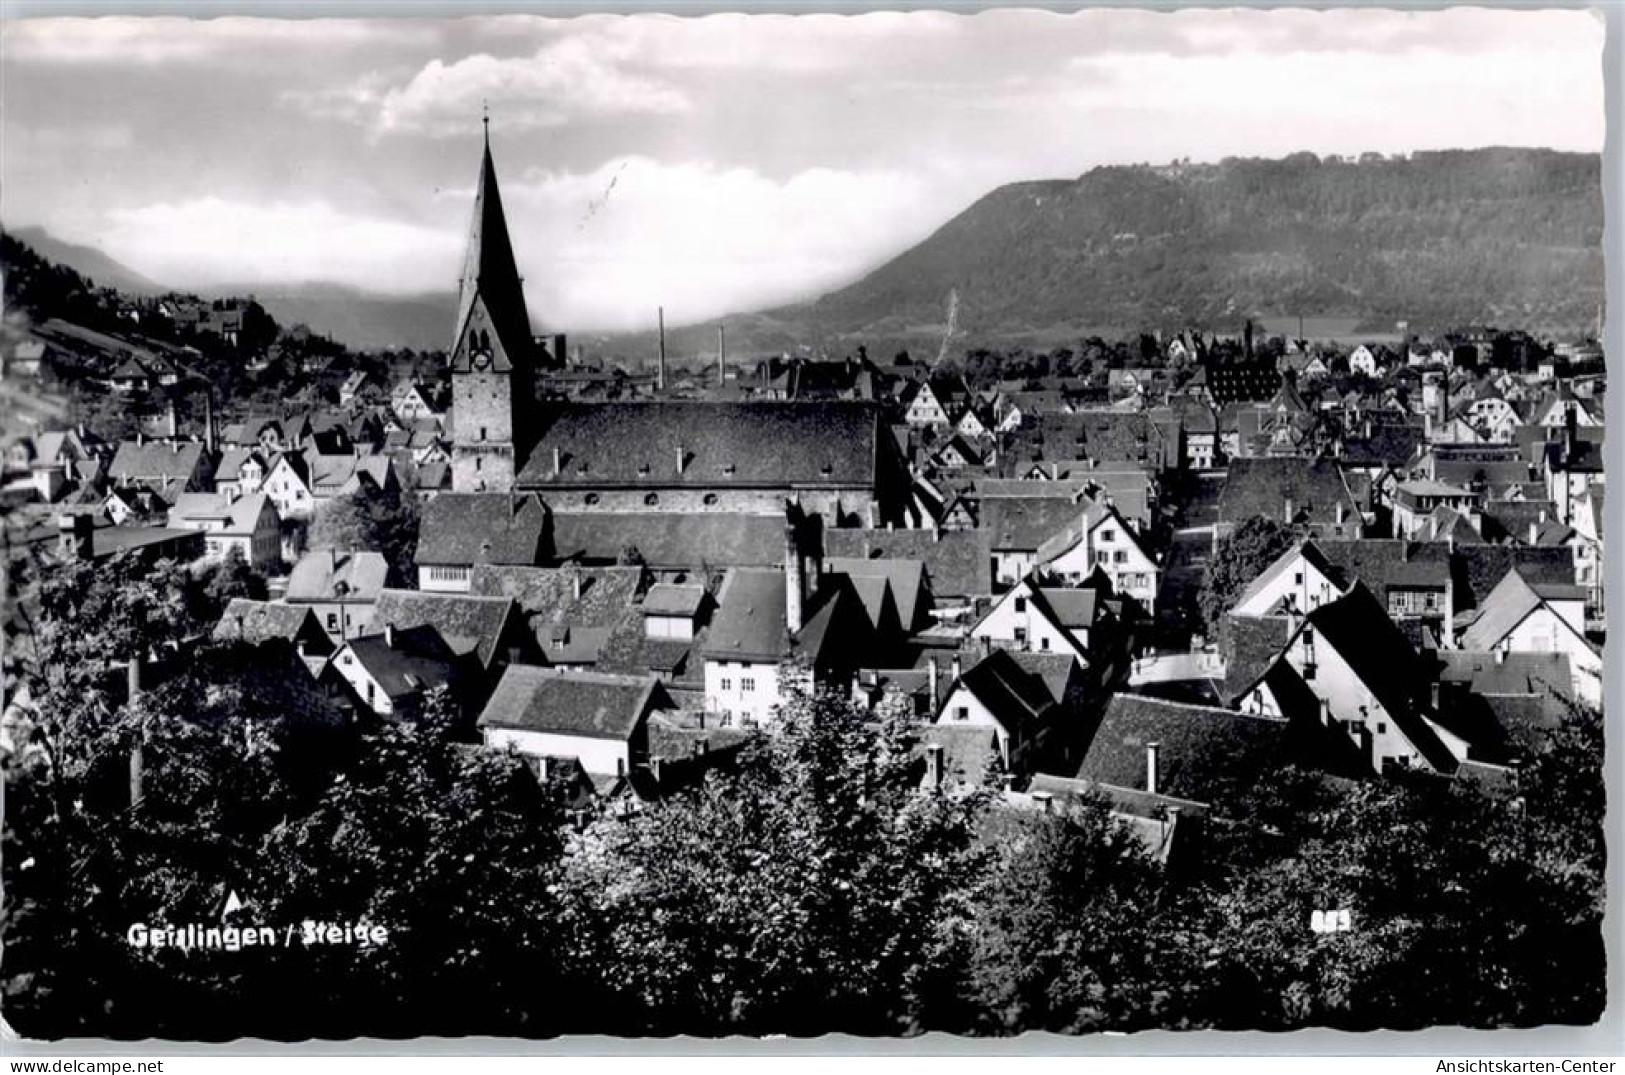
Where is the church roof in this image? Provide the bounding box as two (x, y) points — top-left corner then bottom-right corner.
(451, 133), (534, 368)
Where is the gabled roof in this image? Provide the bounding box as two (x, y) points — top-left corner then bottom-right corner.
(1218, 456), (1359, 527)
(824, 556), (926, 630)
(701, 568), (792, 662)
(518, 401), (883, 488)
(1074, 694), (1291, 802)
(1460, 569), (1590, 652)
(211, 598), (332, 653)
(983, 497), (1086, 552)
(371, 589), (523, 669)
(943, 648), (1059, 736)
(478, 667), (663, 741)
(415, 492), (549, 567)
(168, 492), (273, 534)
(109, 439), (207, 482)
(343, 625), (461, 701)
(821, 528), (992, 599)
(286, 549), (391, 603)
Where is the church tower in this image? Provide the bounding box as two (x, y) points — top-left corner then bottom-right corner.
(450, 120), (537, 493)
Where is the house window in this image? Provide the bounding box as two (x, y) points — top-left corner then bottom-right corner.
(644, 493), (660, 506)
(1040, 637), (1050, 652)
(1014, 596), (1027, 613)
(1113, 551), (1128, 564)
(703, 493), (719, 506)
(721, 677), (732, 691)
(1013, 627), (1028, 645)
(326, 613), (338, 630)
(1294, 572), (1303, 585)
(1095, 551), (1110, 564)
(954, 706), (968, 721)
(584, 493), (600, 506)
(742, 677), (756, 692)
(1100, 530), (1115, 543)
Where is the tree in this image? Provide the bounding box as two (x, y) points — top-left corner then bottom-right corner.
(308, 483), (420, 582)
(553, 681), (989, 1035)
(1197, 516), (1301, 637)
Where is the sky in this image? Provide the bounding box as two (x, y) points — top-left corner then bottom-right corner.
(0, 8), (1606, 332)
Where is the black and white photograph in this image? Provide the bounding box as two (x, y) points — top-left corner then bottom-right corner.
(0, 1), (1614, 1056)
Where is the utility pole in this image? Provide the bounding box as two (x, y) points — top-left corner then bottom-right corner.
(717, 324), (726, 388)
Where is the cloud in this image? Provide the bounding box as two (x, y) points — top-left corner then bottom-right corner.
(1, 17), (438, 67)
(373, 32), (691, 136)
(490, 157), (947, 330)
(95, 198), (462, 292)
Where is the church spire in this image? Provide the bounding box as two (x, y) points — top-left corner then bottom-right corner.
(452, 118), (533, 367)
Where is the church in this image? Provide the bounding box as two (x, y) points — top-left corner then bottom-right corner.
(447, 130), (909, 526)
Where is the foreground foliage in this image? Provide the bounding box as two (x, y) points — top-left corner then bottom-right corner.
(0, 556), (1606, 1038)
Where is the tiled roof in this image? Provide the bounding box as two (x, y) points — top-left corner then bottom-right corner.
(1220, 613), (1293, 704)
(168, 492), (272, 534)
(108, 439), (206, 482)
(983, 497), (1086, 552)
(701, 568), (791, 662)
(1437, 650), (1574, 699)
(469, 564), (645, 627)
(548, 512), (785, 570)
(821, 528), (992, 599)
(1460, 570), (1588, 652)
(371, 589), (522, 669)
(517, 401), (882, 487)
(415, 493), (549, 567)
(478, 666), (662, 741)
(211, 598), (330, 651)
(946, 648), (1059, 736)
(1218, 456), (1359, 527)
(1204, 361), (1280, 406)
(1074, 694), (1292, 803)
(640, 583), (707, 617)
(286, 549), (391, 603)
(824, 556), (925, 630)
(344, 625), (461, 701)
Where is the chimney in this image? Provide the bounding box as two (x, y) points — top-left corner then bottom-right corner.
(675, 446), (686, 475)
(572, 573), (583, 600)
(650, 757), (665, 788)
(928, 656), (940, 712)
(657, 305), (667, 392)
(1284, 496), (1295, 523)
(1538, 507), (1547, 524)
(718, 324), (726, 388)
(552, 447), (562, 476)
(1528, 521), (1540, 545)
(1032, 790), (1054, 814)
(1335, 501), (1346, 526)
(1429, 681), (1440, 711)
(166, 399), (178, 439)
(1495, 646), (1507, 665)
(951, 654), (962, 683)
(695, 736), (709, 757)
(384, 624), (396, 648)
(783, 524), (804, 634)
(1146, 741), (1161, 796)
(925, 743), (945, 790)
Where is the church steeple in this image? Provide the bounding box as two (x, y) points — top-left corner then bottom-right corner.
(452, 120), (533, 369)
(448, 121), (539, 495)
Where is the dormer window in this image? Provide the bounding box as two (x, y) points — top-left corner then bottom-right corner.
(723, 463), (737, 475)
(638, 463), (651, 476)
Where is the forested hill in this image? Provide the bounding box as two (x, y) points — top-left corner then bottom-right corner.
(804, 147), (1604, 342)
